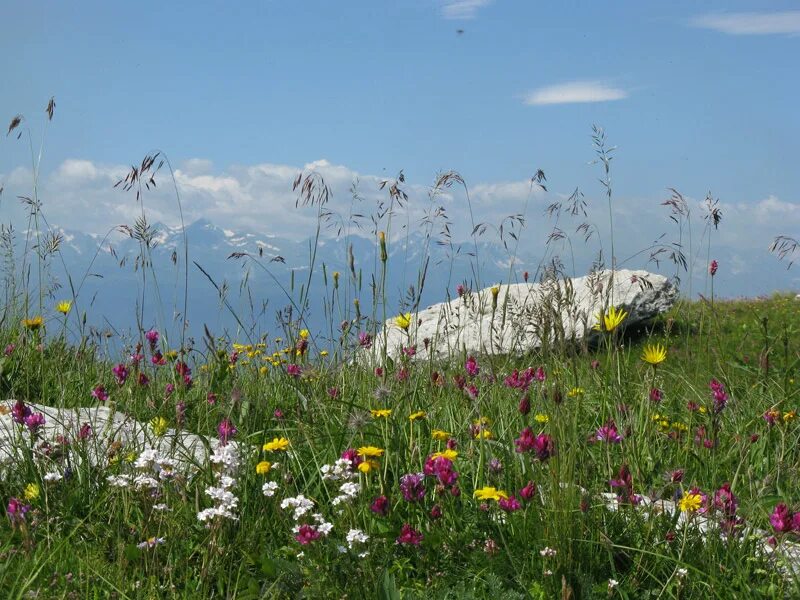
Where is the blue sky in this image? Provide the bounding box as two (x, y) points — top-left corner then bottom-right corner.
(2, 1), (799, 295)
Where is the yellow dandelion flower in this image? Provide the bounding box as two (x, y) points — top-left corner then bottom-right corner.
(395, 313), (412, 331)
(371, 408), (392, 418)
(299, 329), (310, 340)
(784, 410), (797, 423)
(568, 387), (585, 397)
(320, 350), (329, 357)
(56, 300), (72, 315)
(409, 410), (427, 422)
(473, 416), (492, 426)
(357, 446), (384, 458)
(473, 429), (493, 440)
(259, 366), (268, 375)
(263, 437), (290, 452)
(24, 483), (40, 501)
(149, 417), (168, 437)
(358, 459), (380, 474)
(432, 429), (451, 441)
(431, 449), (458, 461)
(473, 486), (508, 501)
(22, 316), (44, 330)
(593, 305), (628, 333)
(641, 343), (667, 365)
(679, 493), (703, 512)
(534, 413), (550, 424)
(256, 461), (272, 475)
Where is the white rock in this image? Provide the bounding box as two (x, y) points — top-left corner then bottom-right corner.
(373, 269), (677, 360)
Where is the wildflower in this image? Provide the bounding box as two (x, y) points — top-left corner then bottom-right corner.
(256, 461), (272, 475)
(370, 408), (392, 418)
(332, 481), (361, 506)
(24, 412), (46, 435)
(713, 483), (739, 518)
(56, 300), (72, 315)
(679, 492), (704, 513)
(262, 481), (279, 497)
(358, 459), (380, 474)
(396, 523), (423, 546)
(593, 305), (628, 332)
(520, 481), (537, 501)
(784, 410), (797, 423)
(473, 486), (508, 502)
(764, 409), (780, 426)
(43, 472), (63, 483)
(24, 483), (40, 501)
(346, 528), (369, 550)
(295, 524), (322, 545)
(431, 448), (458, 461)
(515, 428), (554, 460)
(465, 356), (480, 377)
(770, 503), (794, 533)
(641, 344), (667, 365)
(432, 429), (451, 441)
(4, 343), (14, 356)
(281, 495), (315, 520)
(709, 260), (718, 276)
(22, 316), (44, 330)
(217, 419), (237, 444)
(567, 387), (584, 397)
(6, 497), (31, 523)
(112, 363), (128, 385)
(358, 331), (373, 348)
(534, 413), (549, 424)
(595, 420), (623, 443)
(286, 364), (301, 378)
(709, 378), (729, 413)
(490, 285), (500, 309)
(145, 329), (159, 348)
(263, 437), (290, 452)
(370, 495), (390, 516)
(340, 448), (363, 469)
(400, 473), (426, 502)
(539, 546), (557, 557)
(137, 537), (166, 549)
(649, 387), (663, 403)
(12, 399), (31, 424)
(357, 446), (384, 458)
(408, 410), (426, 421)
(150, 417), (169, 437)
(498, 495), (521, 512)
(395, 313), (411, 331)
(78, 422), (92, 440)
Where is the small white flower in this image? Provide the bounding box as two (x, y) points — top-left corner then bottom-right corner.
(262, 481), (279, 497)
(43, 472), (63, 483)
(676, 567), (688, 579)
(608, 579), (619, 590)
(106, 474), (133, 488)
(153, 503), (170, 511)
(281, 495), (314, 520)
(539, 547), (557, 557)
(346, 529), (369, 549)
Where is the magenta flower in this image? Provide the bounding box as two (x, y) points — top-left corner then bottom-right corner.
(402, 345), (417, 358)
(3, 344), (14, 356)
(295, 524), (321, 545)
(609, 464), (639, 506)
(515, 428), (554, 460)
(770, 503), (794, 533)
(78, 422), (93, 440)
(286, 364), (301, 378)
(499, 495), (522, 513)
(649, 388), (663, 403)
(12, 399), (31, 424)
(137, 372), (150, 387)
(151, 351), (166, 366)
(709, 378), (729, 414)
(370, 495), (390, 517)
(145, 329), (159, 348)
(400, 473), (426, 503)
(709, 260), (718, 276)
(456, 284), (466, 297)
(217, 418), (237, 444)
(465, 384), (479, 401)
(91, 385), (109, 403)
(112, 363), (128, 385)
(164, 383), (175, 398)
(465, 356), (480, 377)
(129, 353), (143, 366)
(341, 448), (363, 469)
(358, 331), (373, 349)
(396, 523), (423, 546)
(175, 361), (191, 378)
(713, 483), (738, 518)
(595, 420), (623, 443)
(6, 497), (31, 524)
(430, 504), (442, 520)
(424, 456), (458, 487)
(396, 368), (410, 382)
(24, 412), (46, 434)
(519, 481), (537, 501)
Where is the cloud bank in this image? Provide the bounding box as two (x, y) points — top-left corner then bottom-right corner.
(691, 11), (800, 35)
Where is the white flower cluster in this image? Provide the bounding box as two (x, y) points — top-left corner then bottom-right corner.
(262, 481), (279, 497)
(280, 494), (315, 520)
(134, 448), (178, 481)
(346, 529), (369, 557)
(331, 481), (360, 506)
(321, 459), (357, 482)
(43, 471), (63, 483)
(197, 441), (241, 525)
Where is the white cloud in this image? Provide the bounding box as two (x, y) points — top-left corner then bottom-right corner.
(441, 0), (491, 20)
(523, 81), (628, 106)
(690, 11), (800, 35)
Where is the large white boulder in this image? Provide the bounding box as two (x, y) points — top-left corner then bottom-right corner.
(374, 269), (677, 360)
